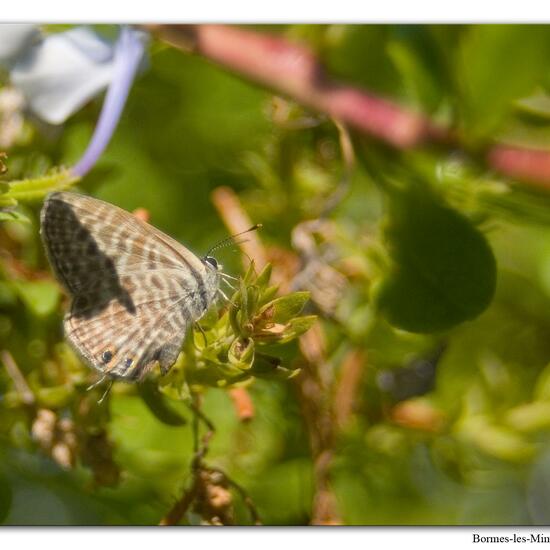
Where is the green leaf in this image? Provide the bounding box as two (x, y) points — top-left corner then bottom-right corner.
(250, 353), (282, 374)
(324, 25), (401, 97)
(372, 186), (496, 333)
(258, 292), (310, 325)
(458, 25), (550, 141)
(0, 472), (12, 524)
(242, 260), (257, 285)
(284, 315), (318, 340)
(505, 402), (550, 433)
(228, 337), (255, 370)
(255, 263), (273, 288)
(387, 35), (444, 113)
(0, 197), (17, 208)
(250, 353), (300, 380)
(0, 281), (17, 307)
(244, 285), (260, 319)
(12, 280), (60, 317)
(35, 385), (73, 408)
(459, 415), (535, 462)
(515, 89), (550, 120)
(4, 169), (79, 202)
(259, 285), (279, 307)
(138, 380), (187, 426)
(0, 209), (31, 223)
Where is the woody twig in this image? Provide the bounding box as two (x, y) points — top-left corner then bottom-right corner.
(212, 187), (368, 525)
(160, 393), (261, 525)
(147, 24), (550, 190)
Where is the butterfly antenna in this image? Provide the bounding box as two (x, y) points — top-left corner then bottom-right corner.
(205, 224), (262, 257)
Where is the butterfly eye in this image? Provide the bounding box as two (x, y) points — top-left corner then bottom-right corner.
(204, 256), (218, 270)
(101, 350), (113, 363)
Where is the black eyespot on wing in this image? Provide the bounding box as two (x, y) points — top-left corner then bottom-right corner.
(102, 350), (113, 363)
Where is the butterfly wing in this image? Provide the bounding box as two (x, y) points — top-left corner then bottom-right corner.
(40, 192), (207, 292)
(40, 192), (216, 380)
(64, 283), (192, 380)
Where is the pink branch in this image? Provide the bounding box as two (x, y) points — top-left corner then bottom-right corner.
(147, 24), (550, 189)
(147, 24), (448, 148)
(487, 145), (550, 188)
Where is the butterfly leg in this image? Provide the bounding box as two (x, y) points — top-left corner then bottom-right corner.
(86, 375), (107, 392)
(221, 277), (237, 291)
(98, 379), (114, 405)
(194, 322), (208, 348)
(220, 272), (239, 281)
(86, 375), (113, 405)
(217, 288), (237, 308)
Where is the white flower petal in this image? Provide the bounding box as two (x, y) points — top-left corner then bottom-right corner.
(11, 27), (117, 125)
(0, 24), (41, 66)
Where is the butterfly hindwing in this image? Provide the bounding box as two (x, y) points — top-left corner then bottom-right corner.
(65, 293), (190, 380)
(40, 192), (220, 380)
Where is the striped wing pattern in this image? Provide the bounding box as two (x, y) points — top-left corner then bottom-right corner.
(40, 192), (217, 381)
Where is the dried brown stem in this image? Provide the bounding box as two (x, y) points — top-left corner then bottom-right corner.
(0, 152), (7, 175)
(1, 349), (35, 405)
(209, 467), (262, 525)
(146, 24), (550, 189)
(333, 348), (366, 431)
(159, 405), (213, 525)
(160, 394), (260, 525)
(228, 386), (255, 422)
(146, 24), (446, 149)
(211, 185), (295, 291)
(211, 186), (268, 271)
(159, 477), (201, 526)
(319, 120), (355, 217)
(296, 324), (341, 525)
(212, 187), (349, 524)
(296, 344), (367, 524)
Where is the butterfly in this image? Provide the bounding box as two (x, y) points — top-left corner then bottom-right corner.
(40, 191), (247, 383)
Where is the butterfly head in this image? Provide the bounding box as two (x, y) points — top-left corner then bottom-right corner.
(203, 255), (222, 272)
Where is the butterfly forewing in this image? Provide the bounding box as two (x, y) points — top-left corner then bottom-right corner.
(40, 192), (219, 381)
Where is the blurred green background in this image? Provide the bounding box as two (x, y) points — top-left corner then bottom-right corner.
(3, 24), (550, 525)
